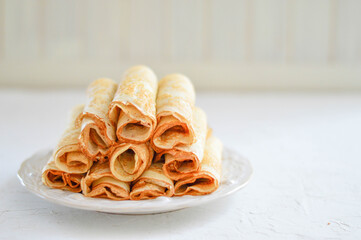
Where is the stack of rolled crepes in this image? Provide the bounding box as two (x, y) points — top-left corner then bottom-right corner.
(42, 65), (223, 201)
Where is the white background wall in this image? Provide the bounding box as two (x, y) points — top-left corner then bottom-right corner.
(0, 0), (360, 90)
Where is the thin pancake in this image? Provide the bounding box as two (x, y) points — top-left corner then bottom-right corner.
(130, 163), (174, 200)
(109, 142), (153, 182)
(81, 162), (130, 200)
(151, 74), (195, 152)
(174, 133), (222, 196)
(108, 66), (158, 143)
(78, 78), (117, 161)
(154, 107), (207, 180)
(54, 104), (92, 173)
(42, 160), (83, 193)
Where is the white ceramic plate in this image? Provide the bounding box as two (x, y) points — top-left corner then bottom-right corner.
(18, 148), (253, 214)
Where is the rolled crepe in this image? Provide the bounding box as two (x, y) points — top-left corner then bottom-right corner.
(54, 104), (92, 173)
(154, 107), (207, 180)
(42, 160), (83, 193)
(109, 142), (153, 182)
(81, 162), (130, 200)
(78, 78), (117, 161)
(130, 163), (174, 200)
(108, 66), (157, 143)
(174, 133), (223, 196)
(151, 74), (196, 152)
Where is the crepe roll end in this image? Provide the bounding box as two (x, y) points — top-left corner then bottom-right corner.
(109, 143), (153, 182)
(42, 162), (83, 193)
(109, 102), (155, 143)
(81, 162), (130, 201)
(78, 120), (114, 160)
(151, 115), (195, 152)
(55, 146), (93, 174)
(130, 163), (174, 200)
(174, 172), (219, 196)
(154, 151), (200, 180)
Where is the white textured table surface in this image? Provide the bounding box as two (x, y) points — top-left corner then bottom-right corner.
(1, 89), (361, 240)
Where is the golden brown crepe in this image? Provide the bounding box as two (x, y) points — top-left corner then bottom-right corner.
(108, 66), (157, 143)
(81, 162), (130, 200)
(130, 163), (174, 200)
(42, 160), (83, 193)
(151, 74), (196, 152)
(78, 78), (118, 161)
(109, 142), (153, 182)
(54, 104), (93, 173)
(174, 133), (223, 196)
(154, 107), (207, 180)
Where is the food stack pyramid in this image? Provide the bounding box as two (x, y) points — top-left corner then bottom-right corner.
(42, 66), (223, 200)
